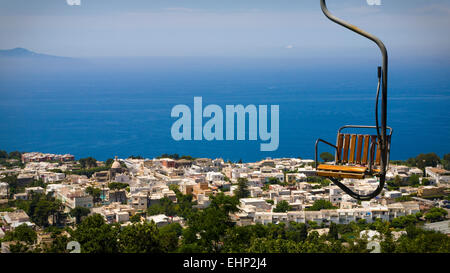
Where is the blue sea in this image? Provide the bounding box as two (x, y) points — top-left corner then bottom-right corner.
(0, 56), (449, 162)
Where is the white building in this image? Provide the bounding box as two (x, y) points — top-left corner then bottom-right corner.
(116, 212), (130, 223)
(240, 198), (272, 212)
(130, 193), (148, 210)
(0, 182), (9, 199)
(206, 171), (224, 182)
(38, 172), (65, 183)
(114, 173), (131, 183)
(250, 201), (418, 226)
(425, 167), (450, 185)
(1, 210), (33, 230)
(55, 186), (93, 209)
(384, 191), (402, 199)
(147, 214), (170, 227)
(25, 186), (45, 195)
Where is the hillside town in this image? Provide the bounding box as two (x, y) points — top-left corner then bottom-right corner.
(1, 151), (449, 253)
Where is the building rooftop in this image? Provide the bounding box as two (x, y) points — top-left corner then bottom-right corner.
(423, 220), (450, 234)
(428, 168), (450, 175)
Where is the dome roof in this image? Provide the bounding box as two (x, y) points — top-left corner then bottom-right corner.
(111, 161), (121, 169)
(111, 156), (121, 169)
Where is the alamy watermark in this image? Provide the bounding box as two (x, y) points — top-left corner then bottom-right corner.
(170, 97), (279, 151)
(66, 0), (81, 6)
(366, 0), (381, 6)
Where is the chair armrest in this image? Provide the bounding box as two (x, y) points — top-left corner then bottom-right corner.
(368, 141), (376, 173)
(315, 138), (338, 169)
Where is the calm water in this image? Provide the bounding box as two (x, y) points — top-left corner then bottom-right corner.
(0, 56), (449, 162)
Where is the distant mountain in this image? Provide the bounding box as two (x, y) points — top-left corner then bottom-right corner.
(0, 47), (68, 59)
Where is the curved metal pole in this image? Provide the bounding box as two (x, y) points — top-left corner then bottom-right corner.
(320, 0), (388, 200)
(329, 177), (382, 200)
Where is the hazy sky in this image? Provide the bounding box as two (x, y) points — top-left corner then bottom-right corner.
(0, 0), (449, 59)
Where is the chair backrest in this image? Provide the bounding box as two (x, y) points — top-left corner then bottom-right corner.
(335, 133), (391, 167)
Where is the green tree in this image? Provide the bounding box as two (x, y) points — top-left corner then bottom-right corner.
(158, 153), (180, 160)
(70, 207), (91, 224)
(234, 178), (250, 199)
(130, 214), (142, 223)
(222, 225), (255, 252)
(320, 152), (334, 162)
(183, 207), (231, 252)
(78, 157), (98, 169)
(395, 196), (413, 202)
(147, 197), (177, 217)
(108, 182), (129, 191)
(183, 193), (238, 252)
(387, 175), (402, 190)
(25, 193), (63, 227)
(180, 155), (195, 160)
(159, 223), (182, 252)
(424, 208), (448, 223)
(405, 224), (420, 239)
(306, 199), (337, 211)
(286, 222), (308, 243)
(69, 214), (119, 253)
(105, 158), (114, 167)
(209, 192), (239, 214)
(70, 166), (110, 178)
(307, 221), (319, 229)
(1, 174), (18, 196)
(390, 214), (420, 229)
(444, 153), (450, 162)
(328, 222), (339, 240)
(4, 223), (37, 244)
(8, 151), (22, 160)
(392, 230), (450, 253)
(442, 153), (450, 170)
(117, 221), (163, 253)
(128, 155), (144, 159)
(85, 186), (102, 204)
(174, 191), (196, 219)
(273, 200), (292, 212)
(416, 153), (440, 170)
(406, 157), (417, 167)
(147, 204), (166, 216)
(267, 177), (281, 185)
(0, 150), (8, 159)
(408, 174), (420, 187)
(8, 242), (32, 253)
(43, 233), (70, 253)
(307, 176), (330, 187)
(169, 184), (179, 192)
(422, 178), (431, 186)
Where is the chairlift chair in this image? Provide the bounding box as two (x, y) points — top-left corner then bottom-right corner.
(314, 0), (393, 200)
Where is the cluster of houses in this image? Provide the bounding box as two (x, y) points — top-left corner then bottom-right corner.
(235, 198), (421, 226)
(21, 152), (75, 163)
(1, 154), (449, 250)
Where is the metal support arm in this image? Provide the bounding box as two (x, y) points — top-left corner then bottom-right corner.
(319, 0), (389, 200)
(315, 138), (339, 168)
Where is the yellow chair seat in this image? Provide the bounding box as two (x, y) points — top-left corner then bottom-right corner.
(317, 164), (370, 179)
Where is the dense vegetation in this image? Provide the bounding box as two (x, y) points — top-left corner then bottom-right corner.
(0, 150), (24, 168)
(320, 152), (334, 162)
(1, 189), (449, 253)
(391, 152), (450, 171)
(156, 153), (195, 161)
(386, 174), (423, 190)
(7, 193), (66, 227)
(305, 199), (337, 211)
(1, 150), (449, 253)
